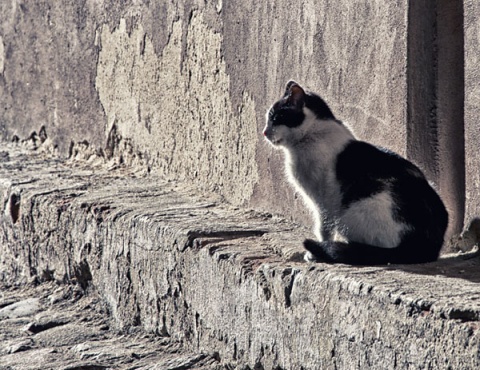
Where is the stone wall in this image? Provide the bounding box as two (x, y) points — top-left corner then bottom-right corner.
(464, 0), (480, 240)
(1, 143), (479, 369)
(1, 2), (480, 367)
(0, 1), (477, 244)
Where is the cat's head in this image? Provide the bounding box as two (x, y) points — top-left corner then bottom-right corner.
(263, 81), (336, 148)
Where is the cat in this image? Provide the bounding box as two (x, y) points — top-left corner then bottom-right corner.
(263, 80), (448, 265)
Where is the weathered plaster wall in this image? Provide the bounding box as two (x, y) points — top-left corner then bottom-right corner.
(0, 0), (409, 221)
(95, 13), (258, 205)
(0, 0), (478, 244)
(0, 2), (106, 154)
(464, 0), (480, 239)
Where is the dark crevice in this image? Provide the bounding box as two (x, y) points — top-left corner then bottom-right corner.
(436, 0), (465, 240)
(283, 269), (299, 309)
(184, 229), (267, 251)
(406, 0), (439, 181)
(62, 366), (108, 370)
(72, 259), (93, 290)
(441, 308), (480, 323)
(9, 193), (21, 223)
(24, 320), (68, 334)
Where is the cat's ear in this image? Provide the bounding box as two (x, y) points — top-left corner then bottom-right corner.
(284, 80), (306, 109)
(285, 80), (298, 91)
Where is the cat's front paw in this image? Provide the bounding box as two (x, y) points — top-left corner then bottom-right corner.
(304, 250), (318, 263)
(303, 238), (326, 263)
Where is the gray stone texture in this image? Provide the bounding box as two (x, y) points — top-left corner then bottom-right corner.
(0, 282), (222, 369)
(1, 0), (480, 368)
(464, 0), (480, 240)
(1, 143), (480, 369)
(0, 0), (475, 245)
(406, 0), (467, 241)
(0, 0), (411, 227)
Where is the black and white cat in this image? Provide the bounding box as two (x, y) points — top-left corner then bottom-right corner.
(263, 81), (448, 265)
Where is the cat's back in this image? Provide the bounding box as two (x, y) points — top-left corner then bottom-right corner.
(336, 140), (424, 183)
(336, 140), (448, 230)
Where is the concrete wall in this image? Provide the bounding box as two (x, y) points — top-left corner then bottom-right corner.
(464, 0), (480, 240)
(0, 0), (478, 248)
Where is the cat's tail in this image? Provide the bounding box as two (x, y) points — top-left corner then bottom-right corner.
(303, 239), (430, 265)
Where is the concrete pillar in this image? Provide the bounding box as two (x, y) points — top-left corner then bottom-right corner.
(407, 0), (465, 247)
(464, 0), (480, 245)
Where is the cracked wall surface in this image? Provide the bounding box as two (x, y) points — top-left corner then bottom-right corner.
(0, 0), (478, 241)
(95, 13), (258, 205)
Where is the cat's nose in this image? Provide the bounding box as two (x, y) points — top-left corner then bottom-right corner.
(262, 129), (267, 136)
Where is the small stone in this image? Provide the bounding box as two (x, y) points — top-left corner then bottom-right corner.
(0, 298), (41, 319)
(7, 339), (33, 354)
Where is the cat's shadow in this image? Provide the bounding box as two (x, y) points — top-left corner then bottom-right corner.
(384, 250), (480, 284)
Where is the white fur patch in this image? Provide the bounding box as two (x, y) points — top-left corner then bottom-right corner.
(304, 251), (316, 263)
(340, 192), (409, 248)
(280, 114), (355, 241)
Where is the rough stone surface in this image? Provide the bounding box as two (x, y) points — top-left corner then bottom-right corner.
(1, 143), (479, 369)
(0, 0), (410, 225)
(0, 282), (222, 370)
(0, 0), (477, 244)
(464, 0), (480, 241)
(1, 0), (480, 367)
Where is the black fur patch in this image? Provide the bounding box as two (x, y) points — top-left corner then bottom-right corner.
(336, 141), (423, 208)
(268, 105), (305, 128)
(315, 140), (450, 265)
(268, 90), (335, 128)
(304, 239), (404, 265)
(305, 93), (336, 120)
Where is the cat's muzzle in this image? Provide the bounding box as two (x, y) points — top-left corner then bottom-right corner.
(263, 127), (280, 145)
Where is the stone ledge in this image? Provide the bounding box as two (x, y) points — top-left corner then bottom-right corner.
(1, 143), (479, 369)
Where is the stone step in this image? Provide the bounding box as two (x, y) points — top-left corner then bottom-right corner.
(1, 143), (479, 369)
(0, 282), (222, 370)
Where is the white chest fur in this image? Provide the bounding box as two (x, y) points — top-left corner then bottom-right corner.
(281, 116), (354, 239)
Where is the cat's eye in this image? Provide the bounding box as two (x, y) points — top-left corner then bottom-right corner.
(271, 112), (283, 123)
